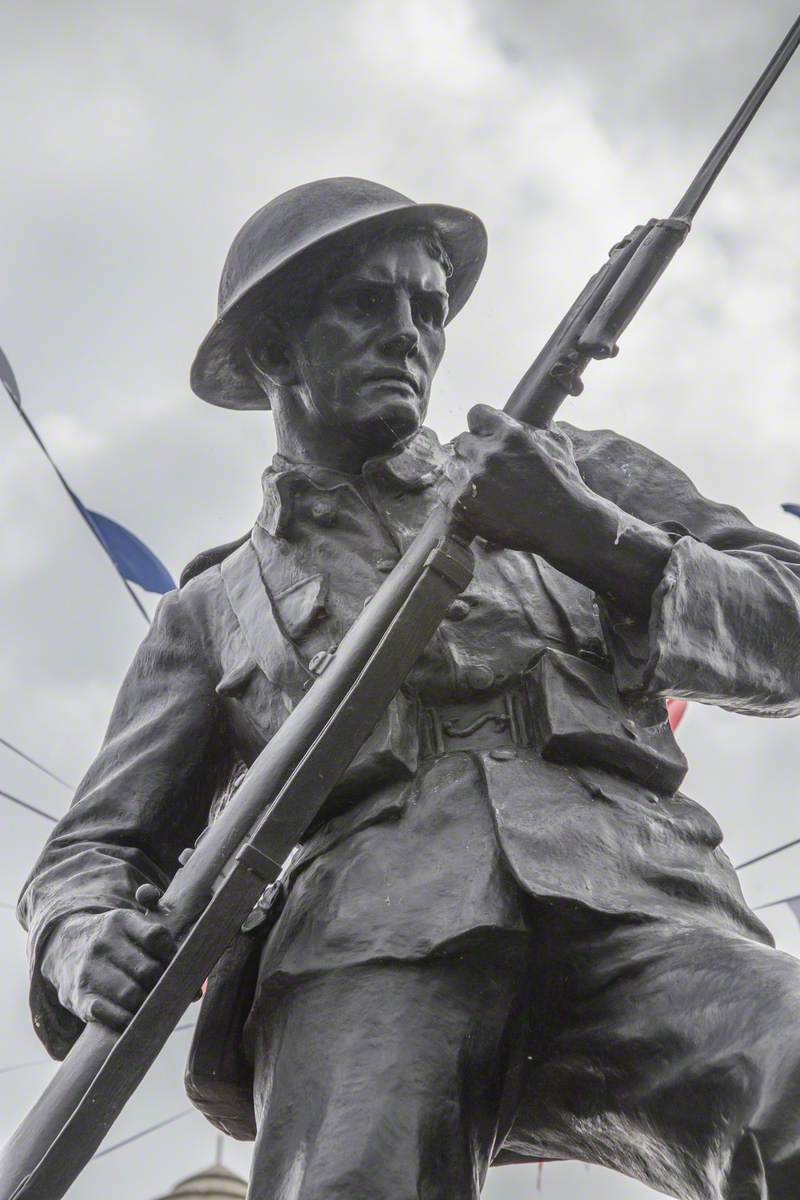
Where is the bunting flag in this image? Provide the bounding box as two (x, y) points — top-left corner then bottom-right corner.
(667, 698), (688, 731)
(782, 504), (800, 519)
(1, 343), (175, 619)
(75, 503), (175, 595)
(0, 344), (21, 407)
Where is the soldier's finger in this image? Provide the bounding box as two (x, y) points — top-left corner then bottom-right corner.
(86, 996), (134, 1031)
(140, 922), (177, 961)
(470, 404), (534, 452)
(114, 974), (149, 1013)
(116, 911), (176, 961)
(88, 960), (151, 1010)
(107, 943), (167, 990)
(466, 404), (502, 436)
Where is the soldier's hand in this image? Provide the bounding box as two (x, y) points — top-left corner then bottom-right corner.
(451, 405), (595, 553)
(42, 908), (176, 1031)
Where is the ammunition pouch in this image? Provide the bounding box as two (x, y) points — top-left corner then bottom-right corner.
(525, 647), (687, 794)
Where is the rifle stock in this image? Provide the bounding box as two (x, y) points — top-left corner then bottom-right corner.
(2, 17), (798, 1197)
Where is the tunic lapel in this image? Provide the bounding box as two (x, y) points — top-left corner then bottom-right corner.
(220, 538), (312, 703)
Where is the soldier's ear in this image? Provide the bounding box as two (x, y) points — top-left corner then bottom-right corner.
(246, 317), (299, 390)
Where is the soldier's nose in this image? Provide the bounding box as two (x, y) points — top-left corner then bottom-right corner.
(383, 326), (419, 358)
(379, 299), (419, 359)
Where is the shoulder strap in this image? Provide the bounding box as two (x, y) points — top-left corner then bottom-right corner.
(180, 532), (251, 587)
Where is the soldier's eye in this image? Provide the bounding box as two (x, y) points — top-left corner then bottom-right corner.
(415, 295), (446, 327)
(349, 287), (384, 315)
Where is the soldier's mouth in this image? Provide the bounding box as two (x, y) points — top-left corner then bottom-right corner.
(363, 369), (420, 395)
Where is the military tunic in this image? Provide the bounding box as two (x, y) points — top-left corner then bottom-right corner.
(18, 423), (800, 1199)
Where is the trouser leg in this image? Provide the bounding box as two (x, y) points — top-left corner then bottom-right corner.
(247, 941), (531, 1200)
(512, 910), (800, 1200)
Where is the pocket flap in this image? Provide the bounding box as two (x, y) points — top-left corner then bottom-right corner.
(273, 574), (328, 640)
(526, 648), (688, 793)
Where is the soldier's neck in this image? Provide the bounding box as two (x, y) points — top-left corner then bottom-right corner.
(273, 407), (394, 475)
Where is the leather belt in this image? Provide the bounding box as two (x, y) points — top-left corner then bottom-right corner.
(420, 685), (532, 757)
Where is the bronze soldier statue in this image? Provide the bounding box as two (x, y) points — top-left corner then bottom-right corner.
(17, 177), (800, 1200)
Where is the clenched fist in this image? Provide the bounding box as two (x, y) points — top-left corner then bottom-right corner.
(449, 404), (594, 555)
(41, 908), (176, 1031)
(447, 404), (672, 614)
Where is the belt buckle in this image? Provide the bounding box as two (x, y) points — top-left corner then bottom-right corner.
(441, 707), (510, 741)
(423, 690), (527, 756)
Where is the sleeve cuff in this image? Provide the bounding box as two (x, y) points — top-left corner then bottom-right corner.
(602, 534), (800, 714)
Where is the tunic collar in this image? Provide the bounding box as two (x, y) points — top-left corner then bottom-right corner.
(257, 426), (450, 538)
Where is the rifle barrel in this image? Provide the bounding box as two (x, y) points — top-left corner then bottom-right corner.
(672, 16), (800, 222)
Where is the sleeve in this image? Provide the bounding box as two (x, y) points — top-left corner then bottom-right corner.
(565, 423), (800, 717)
(17, 584), (230, 1058)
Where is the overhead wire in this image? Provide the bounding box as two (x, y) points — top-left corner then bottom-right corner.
(0, 1060), (50, 1077)
(91, 1109), (192, 1160)
(755, 893), (800, 912)
(0, 787), (58, 823)
(0, 737), (73, 790)
(0, 1024), (197, 1077)
(735, 835), (800, 870)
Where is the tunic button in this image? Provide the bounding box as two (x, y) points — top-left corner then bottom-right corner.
(445, 599), (471, 621)
(310, 497), (337, 526)
(579, 636), (605, 659)
(621, 719), (639, 740)
(465, 664), (494, 691)
(489, 748), (515, 761)
(376, 557), (398, 574)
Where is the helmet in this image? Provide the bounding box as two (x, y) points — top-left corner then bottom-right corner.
(190, 176), (487, 410)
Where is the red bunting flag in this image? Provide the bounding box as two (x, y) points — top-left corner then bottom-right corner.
(667, 698), (688, 731)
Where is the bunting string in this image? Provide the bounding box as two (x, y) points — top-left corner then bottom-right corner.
(91, 1109), (193, 1160)
(8, 394), (152, 623)
(0, 737), (72, 790)
(0, 787), (58, 823)
(735, 836), (800, 870)
(1, 342), (176, 623)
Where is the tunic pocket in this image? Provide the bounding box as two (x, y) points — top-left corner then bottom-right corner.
(525, 647), (688, 794)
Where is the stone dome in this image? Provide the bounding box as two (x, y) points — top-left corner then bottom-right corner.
(155, 1162), (247, 1199)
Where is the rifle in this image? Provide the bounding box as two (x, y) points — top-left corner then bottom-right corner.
(2, 16), (798, 1199)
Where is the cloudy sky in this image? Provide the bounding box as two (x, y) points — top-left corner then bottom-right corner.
(1, 2), (799, 1197)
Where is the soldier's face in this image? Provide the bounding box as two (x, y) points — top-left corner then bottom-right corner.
(291, 234), (449, 451)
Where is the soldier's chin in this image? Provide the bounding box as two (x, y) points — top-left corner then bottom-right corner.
(354, 395), (422, 449)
